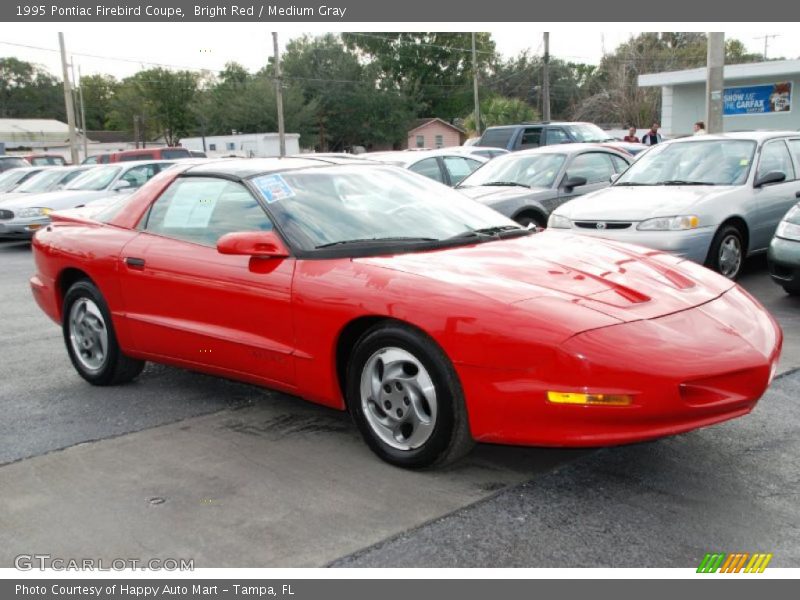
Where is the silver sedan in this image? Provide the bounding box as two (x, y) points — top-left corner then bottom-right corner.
(548, 132), (800, 279)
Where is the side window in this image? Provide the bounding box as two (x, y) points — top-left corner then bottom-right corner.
(227, 142), (236, 151)
(609, 154), (630, 173)
(145, 177), (273, 247)
(209, 144), (217, 151)
(434, 135), (444, 149)
(415, 135), (425, 148)
(758, 140), (796, 182)
(120, 153), (153, 161)
(519, 127), (542, 149)
(544, 128), (569, 145)
(442, 156), (482, 185)
(565, 153), (615, 185)
(408, 158), (445, 183)
(121, 164), (158, 188)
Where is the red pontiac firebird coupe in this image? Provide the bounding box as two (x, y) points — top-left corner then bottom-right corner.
(30, 158), (782, 468)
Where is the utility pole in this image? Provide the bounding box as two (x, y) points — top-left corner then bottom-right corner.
(542, 32), (551, 122)
(78, 65), (88, 160)
(58, 33), (79, 164)
(754, 34), (779, 60)
(706, 32), (725, 134)
(272, 32), (286, 157)
(472, 32), (481, 136)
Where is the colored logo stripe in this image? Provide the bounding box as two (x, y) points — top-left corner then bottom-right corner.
(697, 552), (773, 573)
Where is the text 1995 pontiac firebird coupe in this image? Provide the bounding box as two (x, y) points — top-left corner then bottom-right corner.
(30, 158), (782, 468)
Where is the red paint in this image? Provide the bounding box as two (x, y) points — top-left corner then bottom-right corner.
(30, 174), (782, 448)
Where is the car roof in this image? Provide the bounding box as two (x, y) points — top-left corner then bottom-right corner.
(181, 157), (367, 179)
(363, 149), (489, 165)
(666, 131), (800, 144)
(508, 143), (630, 157)
(484, 121), (594, 129)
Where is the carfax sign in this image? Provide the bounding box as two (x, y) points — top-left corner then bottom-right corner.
(723, 81), (792, 115)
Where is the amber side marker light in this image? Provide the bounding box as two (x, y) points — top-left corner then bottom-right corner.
(547, 391), (633, 406)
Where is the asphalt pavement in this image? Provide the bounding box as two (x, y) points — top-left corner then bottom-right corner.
(1, 240), (798, 568)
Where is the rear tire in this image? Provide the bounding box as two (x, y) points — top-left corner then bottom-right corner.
(706, 224), (744, 280)
(346, 323), (474, 468)
(62, 279), (145, 386)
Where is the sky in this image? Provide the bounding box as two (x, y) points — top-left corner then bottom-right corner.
(0, 23), (798, 82)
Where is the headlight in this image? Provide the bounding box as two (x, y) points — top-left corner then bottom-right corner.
(15, 207), (52, 219)
(548, 214), (572, 229)
(637, 215), (699, 231)
(776, 220), (800, 242)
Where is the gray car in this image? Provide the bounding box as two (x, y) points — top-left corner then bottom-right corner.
(0, 165), (94, 201)
(0, 160), (174, 239)
(455, 144), (631, 228)
(548, 132), (800, 279)
(363, 149), (487, 187)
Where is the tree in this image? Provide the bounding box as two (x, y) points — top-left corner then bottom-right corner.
(79, 74), (118, 130)
(463, 96), (538, 134)
(0, 57), (64, 120)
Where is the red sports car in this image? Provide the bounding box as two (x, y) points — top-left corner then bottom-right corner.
(30, 158), (782, 468)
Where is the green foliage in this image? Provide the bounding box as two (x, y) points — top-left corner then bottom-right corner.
(0, 57), (64, 120)
(463, 96), (538, 134)
(79, 74), (118, 130)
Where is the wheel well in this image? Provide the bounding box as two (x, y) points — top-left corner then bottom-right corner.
(718, 217), (750, 253)
(335, 316), (389, 402)
(512, 208), (547, 226)
(57, 268), (92, 312)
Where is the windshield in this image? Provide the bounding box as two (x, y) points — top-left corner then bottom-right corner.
(66, 166), (122, 191)
(458, 153), (566, 189)
(16, 169), (70, 192)
(0, 169), (34, 192)
(565, 123), (614, 143)
(616, 139), (757, 186)
(250, 165), (520, 251)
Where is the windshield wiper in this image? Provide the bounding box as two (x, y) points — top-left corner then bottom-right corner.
(480, 181), (530, 188)
(614, 182), (653, 186)
(315, 236), (437, 249)
(659, 180), (714, 186)
(445, 225), (530, 241)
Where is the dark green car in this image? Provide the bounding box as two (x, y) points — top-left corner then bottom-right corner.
(768, 202), (800, 294)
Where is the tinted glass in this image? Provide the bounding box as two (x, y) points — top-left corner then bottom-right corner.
(146, 178), (273, 247)
(160, 148), (191, 159)
(120, 153), (154, 161)
(459, 152), (566, 189)
(121, 163), (162, 188)
(478, 128), (515, 149)
(519, 128), (542, 149)
(408, 158), (444, 183)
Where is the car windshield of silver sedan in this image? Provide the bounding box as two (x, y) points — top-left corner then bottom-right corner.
(15, 169), (70, 193)
(615, 139), (757, 187)
(249, 165), (526, 251)
(565, 123), (615, 142)
(457, 153), (566, 190)
(0, 169), (33, 192)
(65, 166), (122, 191)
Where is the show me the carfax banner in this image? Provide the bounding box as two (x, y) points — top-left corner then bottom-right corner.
(723, 82), (793, 115)
(4, 0), (800, 21)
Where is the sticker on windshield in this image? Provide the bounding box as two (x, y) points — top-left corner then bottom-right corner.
(253, 174), (295, 203)
(739, 158), (750, 166)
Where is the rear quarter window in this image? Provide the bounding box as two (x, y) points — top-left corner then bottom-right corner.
(478, 128), (516, 149)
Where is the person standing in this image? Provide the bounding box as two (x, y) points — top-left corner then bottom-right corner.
(693, 121), (707, 135)
(641, 123), (663, 146)
(623, 127), (640, 143)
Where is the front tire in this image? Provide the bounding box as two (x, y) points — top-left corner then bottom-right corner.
(63, 279), (145, 386)
(346, 323), (474, 468)
(706, 224), (744, 280)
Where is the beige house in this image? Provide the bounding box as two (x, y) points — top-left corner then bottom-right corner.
(407, 118), (466, 149)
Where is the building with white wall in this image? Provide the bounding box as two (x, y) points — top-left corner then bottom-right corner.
(180, 132), (300, 157)
(638, 60), (799, 137)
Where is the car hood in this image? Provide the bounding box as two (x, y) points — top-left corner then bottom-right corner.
(555, 185), (738, 221)
(357, 231), (735, 323)
(0, 189), (112, 210)
(458, 185), (552, 205)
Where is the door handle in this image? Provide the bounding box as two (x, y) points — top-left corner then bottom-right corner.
(124, 257), (145, 269)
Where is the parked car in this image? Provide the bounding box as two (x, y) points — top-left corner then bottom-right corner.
(0, 156), (30, 173)
(476, 121), (616, 152)
(456, 144), (631, 228)
(0, 161), (173, 239)
(767, 202), (800, 294)
(23, 153), (68, 166)
(0, 167), (48, 194)
(29, 158), (781, 467)
(189, 150), (207, 158)
(0, 166), (94, 201)
(364, 149), (487, 186)
(454, 146), (510, 160)
(83, 147), (191, 164)
(548, 132), (800, 280)
(82, 153), (110, 165)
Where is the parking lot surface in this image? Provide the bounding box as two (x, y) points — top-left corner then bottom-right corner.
(1, 240), (799, 567)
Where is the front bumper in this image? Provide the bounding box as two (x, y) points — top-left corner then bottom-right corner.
(459, 285), (782, 446)
(767, 236), (800, 289)
(0, 217), (50, 239)
(560, 226), (715, 264)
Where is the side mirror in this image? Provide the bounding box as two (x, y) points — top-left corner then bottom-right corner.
(111, 180), (133, 191)
(217, 231), (289, 258)
(562, 175), (588, 190)
(754, 171), (786, 188)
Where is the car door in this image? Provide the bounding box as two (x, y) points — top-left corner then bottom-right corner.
(118, 175), (297, 386)
(515, 127), (543, 150)
(441, 156), (483, 186)
(751, 139), (800, 251)
(408, 157), (447, 184)
(557, 152), (617, 205)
